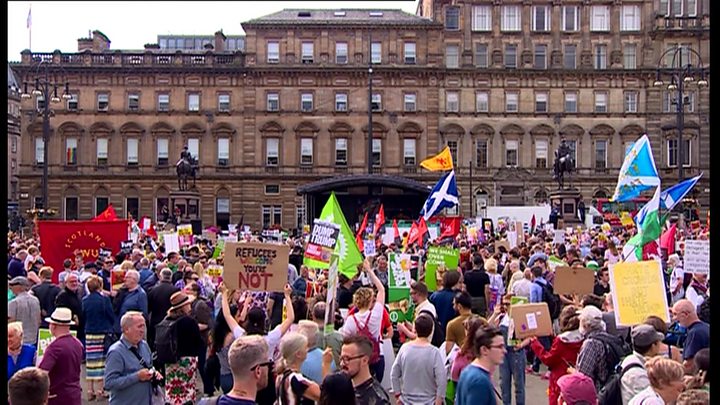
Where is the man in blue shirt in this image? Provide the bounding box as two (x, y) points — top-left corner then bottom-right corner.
(113, 270), (148, 334)
(297, 320), (336, 384)
(672, 299), (709, 374)
(456, 325), (505, 405)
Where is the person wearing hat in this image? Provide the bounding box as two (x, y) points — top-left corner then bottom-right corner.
(619, 324), (664, 404)
(38, 307), (84, 405)
(8, 276), (41, 346)
(557, 372), (598, 405)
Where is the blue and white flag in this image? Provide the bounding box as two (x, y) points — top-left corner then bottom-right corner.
(660, 173), (702, 211)
(420, 170), (459, 220)
(611, 134), (660, 202)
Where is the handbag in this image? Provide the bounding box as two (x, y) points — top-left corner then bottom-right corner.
(103, 332), (120, 354)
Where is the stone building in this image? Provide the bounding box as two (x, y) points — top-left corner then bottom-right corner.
(11, 1), (710, 230)
(8, 64), (21, 214)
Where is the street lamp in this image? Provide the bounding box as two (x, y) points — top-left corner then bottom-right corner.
(654, 46), (708, 183)
(20, 60), (71, 217)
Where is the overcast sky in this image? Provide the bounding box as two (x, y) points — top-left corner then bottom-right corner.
(7, 1), (419, 61)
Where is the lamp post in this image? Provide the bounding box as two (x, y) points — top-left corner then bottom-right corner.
(20, 60), (71, 217)
(653, 47), (708, 183)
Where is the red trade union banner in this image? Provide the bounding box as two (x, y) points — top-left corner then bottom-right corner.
(38, 220), (130, 283)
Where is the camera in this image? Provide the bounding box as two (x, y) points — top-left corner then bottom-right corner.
(148, 367), (164, 388)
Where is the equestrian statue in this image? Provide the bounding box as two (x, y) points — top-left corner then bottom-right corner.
(553, 139), (575, 190)
(176, 146), (198, 191)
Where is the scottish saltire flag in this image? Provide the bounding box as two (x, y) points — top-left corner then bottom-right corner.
(660, 173), (702, 211)
(420, 170), (459, 220)
(623, 186), (662, 262)
(611, 135), (660, 202)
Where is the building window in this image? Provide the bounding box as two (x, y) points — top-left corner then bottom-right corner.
(218, 94), (230, 112)
(216, 197), (230, 229)
(667, 138), (691, 167)
(262, 205), (282, 229)
(218, 138), (230, 166)
(127, 92), (140, 112)
(594, 44), (607, 69)
(624, 44), (637, 69)
(64, 197), (79, 220)
(301, 42), (314, 63)
(502, 5), (521, 31)
(11, 137), (17, 153)
(535, 140), (548, 168)
(663, 91), (673, 113)
(403, 139), (416, 166)
(472, 5), (492, 31)
(33, 196), (44, 210)
(35, 94), (45, 110)
(505, 140), (518, 167)
(267, 41), (280, 63)
(295, 205), (305, 229)
(535, 92), (548, 113)
(371, 93), (382, 111)
(447, 140), (458, 167)
(335, 93), (348, 112)
(371, 42), (381, 64)
(67, 93), (78, 111)
(267, 92), (279, 112)
(446, 92), (459, 112)
(157, 93), (170, 112)
(95, 138), (108, 166)
(688, 0), (697, 16)
(591, 6), (610, 31)
(300, 93), (313, 112)
(266, 138), (279, 166)
(157, 138), (169, 166)
(187, 138), (199, 161)
(446, 45), (459, 68)
(476, 140), (488, 168)
(505, 92), (519, 113)
(595, 92), (608, 113)
(505, 44), (517, 68)
(659, 0), (669, 16)
(624, 91), (638, 113)
(335, 138), (347, 166)
(564, 44), (577, 69)
(97, 93), (109, 111)
(565, 92), (578, 113)
(35, 138), (45, 164)
(595, 140), (607, 169)
(66, 137), (78, 165)
(476, 92), (489, 112)
(188, 93), (200, 112)
(404, 93), (417, 112)
(532, 6), (551, 31)
(680, 43), (693, 66)
(475, 43), (488, 68)
(95, 197), (109, 217)
(372, 139), (381, 167)
(404, 42), (416, 64)
(265, 185), (280, 195)
(126, 138), (139, 165)
(621, 5), (641, 31)
(300, 138), (313, 165)
(534, 45), (547, 69)
(562, 6), (579, 31)
(335, 42), (348, 64)
(686, 92), (695, 113)
(672, 0), (683, 17)
(445, 6), (460, 30)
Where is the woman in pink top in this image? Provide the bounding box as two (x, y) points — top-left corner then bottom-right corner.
(450, 316), (488, 382)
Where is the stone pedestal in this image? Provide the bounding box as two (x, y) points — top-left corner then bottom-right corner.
(549, 188), (583, 226)
(169, 190), (201, 223)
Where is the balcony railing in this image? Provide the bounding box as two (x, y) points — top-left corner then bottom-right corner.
(654, 16), (709, 32)
(22, 51), (241, 67)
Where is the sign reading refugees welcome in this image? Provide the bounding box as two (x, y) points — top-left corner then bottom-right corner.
(224, 242), (289, 292)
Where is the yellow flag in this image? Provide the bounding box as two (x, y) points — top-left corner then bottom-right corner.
(420, 146), (454, 171)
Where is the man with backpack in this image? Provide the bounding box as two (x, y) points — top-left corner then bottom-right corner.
(615, 325), (664, 404)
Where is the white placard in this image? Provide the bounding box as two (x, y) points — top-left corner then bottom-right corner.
(364, 239), (376, 257)
(526, 313), (538, 330)
(683, 240), (709, 275)
(163, 232), (180, 254)
(507, 231), (518, 249)
(553, 229), (565, 244)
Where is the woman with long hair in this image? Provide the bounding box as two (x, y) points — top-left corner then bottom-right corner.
(275, 332), (332, 405)
(318, 372), (357, 405)
(604, 240), (620, 265)
(450, 316), (488, 382)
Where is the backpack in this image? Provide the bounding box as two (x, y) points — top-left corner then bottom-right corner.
(698, 296), (710, 324)
(597, 362), (644, 405)
(591, 332), (632, 380)
(154, 317), (179, 365)
(533, 280), (561, 320)
(419, 309), (445, 348)
(352, 310), (380, 364)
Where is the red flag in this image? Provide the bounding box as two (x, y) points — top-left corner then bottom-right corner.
(140, 216), (158, 239)
(530, 214), (536, 233)
(92, 204), (118, 221)
(393, 219), (402, 246)
(418, 217), (429, 246)
(38, 220), (130, 283)
(373, 205), (386, 236)
(660, 223), (677, 255)
(439, 217), (461, 238)
(355, 212), (368, 252)
(406, 220), (420, 247)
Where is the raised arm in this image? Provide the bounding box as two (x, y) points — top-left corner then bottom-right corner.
(219, 283), (242, 334)
(278, 284), (295, 335)
(364, 258), (385, 305)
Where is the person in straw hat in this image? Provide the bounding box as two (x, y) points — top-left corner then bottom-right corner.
(37, 307), (84, 405)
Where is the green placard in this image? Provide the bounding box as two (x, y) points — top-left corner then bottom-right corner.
(388, 287), (415, 323)
(36, 328), (77, 365)
(425, 246), (459, 291)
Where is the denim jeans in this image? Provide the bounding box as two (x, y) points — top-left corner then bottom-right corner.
(499, 347), (526, 405)
(532, 336), (552, 372)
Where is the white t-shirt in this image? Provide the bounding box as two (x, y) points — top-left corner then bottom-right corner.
(628, 386), (665, 405)
(339, 301), (384, 340)
(232, 324), (284, 361)
(685, 285), (706, 309)
(416, 299), (437, 319)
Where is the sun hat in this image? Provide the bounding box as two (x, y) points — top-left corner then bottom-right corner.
(45, 307), (76, 326)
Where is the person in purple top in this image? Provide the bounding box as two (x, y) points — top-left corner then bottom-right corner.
(38, 307), (84, 405)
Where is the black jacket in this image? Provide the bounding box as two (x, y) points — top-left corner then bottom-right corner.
(55, 287), (84, 329)
(31, 281), (61, 327)
(147, 281), (180, 327)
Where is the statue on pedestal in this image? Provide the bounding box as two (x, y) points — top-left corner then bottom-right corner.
(552, 139), (575, 190)
(176, 145), (198, 191)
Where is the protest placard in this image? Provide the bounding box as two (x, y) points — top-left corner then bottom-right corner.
(553, 229), (565, 244)
(163, 232), (180, 254)
(223, 242), (289, 292)
(425, 246), (459, 291)
(207, 264), (223, 284)
(211, 238), (226, 259)
(509, 303), (553, 339)
(610, 260), (669, 326)
(388, 253), (413, 288)
(120, 240), (133, 255)
(553, 266), (596, 296)
(324, 255), (339, 335)
(36, 329), (77, 365)
(683, 240), (709, 275)
(177, 224), (193, 246)
(111, 269), (126, 291)
(202, 230), (217, 243)
(494, 240), (511, 253)
(363, 238), (376, 257)
(304, 220), (340, 266)
(507, 231), (518, 249)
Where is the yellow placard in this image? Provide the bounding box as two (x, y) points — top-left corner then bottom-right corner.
(620, 212), (635, 227)
(609, 260), (669, 326)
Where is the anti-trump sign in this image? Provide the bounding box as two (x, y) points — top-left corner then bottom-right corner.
(223, 242), (289, 292)
(304, 220), (340, 266)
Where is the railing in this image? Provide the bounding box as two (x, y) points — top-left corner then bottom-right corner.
(60, 54), (84, 64)
(24, 52), (241, 67)
(92, 54), (114, 64)
(654, 16), (709, 31)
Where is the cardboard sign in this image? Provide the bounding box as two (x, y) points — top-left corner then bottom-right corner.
(610, 260), (670, 326)
(163, 232), (180, 254)
(553, 266), (596, 296)
(36, 328), (77, 365)
(304, 220), (341, 265)
(509, 303), (553, 339)
(425, 246), (459, 291)
(494, 240), (511, 253)
(223, 242), (289, 292)
(111, 269), (126, 291)
(506, 231), (518, 249)
(683, 240), (709, 275)
(388, 287), (414, 323)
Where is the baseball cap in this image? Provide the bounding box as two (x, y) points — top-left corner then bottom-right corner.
(576, 305), (603, 320)
(557, 372), (597, 405)
(631, 324), (665, 347)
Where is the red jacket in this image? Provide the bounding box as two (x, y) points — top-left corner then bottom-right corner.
(530, 330), (584, 405)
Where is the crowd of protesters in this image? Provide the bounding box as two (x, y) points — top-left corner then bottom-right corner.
(6, 214), (710, 405)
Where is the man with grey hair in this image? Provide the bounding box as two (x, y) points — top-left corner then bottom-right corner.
(105, 311), (161, 404)
(297, 319), (337, 384)
(147, 268), (179, 351)
(8, 276), (41, 345)
(112, 269), (148, 334)
(575, 305), (629, 392)
(311, 301), (343, 366)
